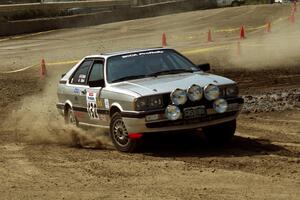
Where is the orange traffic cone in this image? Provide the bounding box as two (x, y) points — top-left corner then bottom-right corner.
(289, 11), (296, 23)
(40, 59), (47, 79)
(162, 33), (167, 46)
(207, 29), (213, 42)
(240, 25), (246, 39)
(265, 21), (271, 33)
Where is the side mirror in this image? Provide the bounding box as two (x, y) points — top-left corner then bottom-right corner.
(88, 79), (105, 88)
(198, 63), (210, 72)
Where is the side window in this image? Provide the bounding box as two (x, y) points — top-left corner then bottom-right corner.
(89, 60), (104, 82)
(70, 60), (93, 84)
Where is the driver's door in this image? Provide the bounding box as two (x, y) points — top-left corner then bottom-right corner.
(84, 59), (108, 127)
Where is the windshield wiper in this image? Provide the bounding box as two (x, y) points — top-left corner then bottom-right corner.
(149, 69), (195, 77)
(111, 69), (196, 83)
(111, 75), (150, 83)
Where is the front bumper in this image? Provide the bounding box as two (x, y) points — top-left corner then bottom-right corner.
(122, 97), (244, 133)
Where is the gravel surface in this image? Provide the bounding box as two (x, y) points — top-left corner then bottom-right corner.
(242, 88), (300, 113)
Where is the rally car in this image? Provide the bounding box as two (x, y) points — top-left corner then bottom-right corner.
(56, 47), (244, 152)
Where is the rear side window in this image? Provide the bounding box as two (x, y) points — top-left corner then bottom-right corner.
(70, 60), (93, 85)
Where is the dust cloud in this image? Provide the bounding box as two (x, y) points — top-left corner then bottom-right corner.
(228, 20), (300, 69)
(2, 71), (112, 149)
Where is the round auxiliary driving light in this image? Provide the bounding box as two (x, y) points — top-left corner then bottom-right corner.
(213, 98), (228, 113)
(204, 84), (220, 101)
(187, 84), (203, 101)
(165, 105), (181, 121)
(170, 89), (187, 105)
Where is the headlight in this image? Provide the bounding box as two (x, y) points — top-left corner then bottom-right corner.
(165, 105), (181, 120)
(135, 95), (163, 111)
(213, 98), (228, 113)
(204, 84), (220, 101)
(226, 85), (239, 97)
(187, 84), (203, 101)
(170, 89), (187, 105)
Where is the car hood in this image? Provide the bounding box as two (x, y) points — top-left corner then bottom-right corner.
(109, 72), (236, 96)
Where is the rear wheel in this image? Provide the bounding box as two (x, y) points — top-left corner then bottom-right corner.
(66, 107), (78, 126)
(203, 120), (236, 146)
(110, 112), (139, 152)
(66, 107), (81, 147)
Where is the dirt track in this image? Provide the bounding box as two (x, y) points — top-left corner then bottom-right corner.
(0, 4), (300, 200)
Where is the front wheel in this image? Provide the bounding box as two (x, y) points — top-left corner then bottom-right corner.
(202, 120), (236, 146)
(110, 113), (139, 152)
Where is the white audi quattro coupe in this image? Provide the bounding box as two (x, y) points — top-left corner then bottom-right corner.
(57, 47), (244, 152)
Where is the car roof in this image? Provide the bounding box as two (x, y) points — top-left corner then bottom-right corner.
(84, 47), (171, 59)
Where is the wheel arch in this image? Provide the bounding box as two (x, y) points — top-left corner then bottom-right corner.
(110, 104), (123, 117)
(64, 100), (73, 117)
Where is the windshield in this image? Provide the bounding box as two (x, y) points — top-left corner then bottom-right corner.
(106, 49), (199, 83)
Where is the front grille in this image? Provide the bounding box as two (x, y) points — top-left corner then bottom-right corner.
(146, 111), (238, 128)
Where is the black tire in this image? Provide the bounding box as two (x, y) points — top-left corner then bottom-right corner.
(65, 107), (78, 126)
(66, 107), (81, 147)
(203, 120), (236, 146)
(110, 112), (139, 152)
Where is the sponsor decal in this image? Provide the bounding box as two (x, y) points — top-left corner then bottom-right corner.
(122, 53), (138, 59)
(87, 92), (95, 100)
(104, 99), (110, 109)
(78, 74), (86, 83)
(122, 51), (164, 59)
(138, 50), (163, 56)
(97, 99), (104, 108)
(86, 92), (99, 120)
(74, 88), (80, 94)
(87, 96), (95, 101)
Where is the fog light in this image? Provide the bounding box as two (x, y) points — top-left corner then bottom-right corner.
(165, 105), (181, 120)
(213, 98), (228, 113)
(204, 84), (220, 101)
(187, 84), (203, 101)
(171, 89), (187, 105)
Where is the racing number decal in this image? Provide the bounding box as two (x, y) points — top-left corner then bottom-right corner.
(87, 102), (99, 119)
(86, 92), (99, 119)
